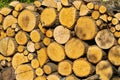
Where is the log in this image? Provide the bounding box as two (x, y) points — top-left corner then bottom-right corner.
(0, 37), (17, 56)
(34, 1), (41, 8)
(9, 1), (19, 7)
(53, 25), (70, 44)
(47, 73), (61, 80)
(65, 75), (79, 80)
(3, 15), (17, 30)
(47, 42), (65, 62)
(96, 19), (102, 27)
(114, 13), (120, 20)
(12, 10), (19, 17)
(43, 62), (57, 74)
(12, 53), (28, 69)
(42, 0), (57, 8)
(0, 7), (12, 16)
(115, 24), (120, 31)
(17, 45), (24, 52)
(37, 48), (48, 67)
(100, 14), (108, 22)
(87, 45), (105, 64)
(6, 27), (15, 37)
(59, 7), (76, 29)
(15, 31), (28, 45)
(40, 8), (56, 27)
(65, 38), (85, 59)
(31, 59), (39, 69)
(61, 0), (70, 6)
(18, 10), (39, 32)
(96, 60), (113, 80)
(38, 22), (46, 34)
(0, 14), (3, 24)
(87, 2), (94, 10)
(43, 37), (51, 46)
(23, 50), (29, 56)
(91, 11), (100, 20)
(58, 60), (72, 76)
(15, 64), (34, 80)
(57, 2), (62, 11)
(75, 16), (97, 40)
(25, 5), (36, 11)
(35, 67), (44, 76)
(72, 0), (82, 10)
(34, 42), (41, 50)
(35, 76), (46, 80)
(0, 54), (11, 62)
(108, 45), (120, 66)
(79, 4), (90, 16)
(95, 29), (115, 49)
(0, 30), (6, 40)
(73, 58), (94, 77)
(82, 74), (99, 80)
(46, 29), (53, 38)
(112, 18), (119, 25)
(27, 41), (35, 53)
(27, 53), (35, 61)
(99, 5), (107, 14)
(15, 3), (26, 11)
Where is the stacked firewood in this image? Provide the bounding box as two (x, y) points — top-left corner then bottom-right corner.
(0, 0), (120, 80)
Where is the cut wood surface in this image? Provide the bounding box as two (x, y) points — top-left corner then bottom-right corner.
(79, 4), (90, 16)
(42, 0), (57, 8)
(0, 7), (12, 16)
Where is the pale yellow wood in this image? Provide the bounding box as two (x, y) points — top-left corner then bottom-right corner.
(99, 5), (107, 14)
(80, 4), (90, 16)
(0, 7), (12, 16)
(31, 59), (39, 69)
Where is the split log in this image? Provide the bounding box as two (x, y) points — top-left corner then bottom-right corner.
(59, 7), (76, 29)
(87, 45), (105, 64)
(15, 31), (28, 45)
(40, 8), (56, 27)
(6, 27), (15, 37)
(58, 60), (72, 76)
(18, 10), (39, 32)
(61, 0), (71, 6)
(0, 7), (12, 16)
(35, 76), (46, 80)
(15, 64), (34, 80)
(72, 0), (82, 10)
(43, 62), (57, 74)
(96, 60), (113, 80)
(65, 38), (85, 59)
(38, 22), (46, 34)
(9, 1), (19, 7)
(42, 0), (57, 8)
(73, 58), (94, 77)
(108, 45), (120, 66)
(114, 13), (120, 20)
(31, 59), (39, 69)
(94, 4), (99, 10)
(35, 67), (44, 76)
(12, 53), (28, 69)
(87, 2), (94, 10)
(53, 25), (70, 44)
(99, 5), (107, 14)
(12, 10), (19, 17)
(37, 48), (48, 67)
(107, 16), (113, 21)
(82, 74), (99, 80)
(118, 38), (120, 45)
(100, 14), (108, 22)
(47, 42), (65, 62)
(91, 11), (100, 20)
(75, 16), (97, 40)
(79, 4), (90, 16)
(17, 45), (24, 52)
(43, 37), (51, 46)
(96, 19), (102, 27)
(114, 31), (120, 38)
(95, 29), (115, 49)
(112, 18), (119, 25)
(0, 37), (17, 56)
(34, 42), (41, 50)
(47, 73), (61, 80)
(34, 0), (41, 8)
(27, 53), (35, 61)
(25, 5), (36, 11)
(15, 3), (26, 11)
(27, 41), (35, 52)
(110, 27), (116, 33)
(3, 15), (17, 30)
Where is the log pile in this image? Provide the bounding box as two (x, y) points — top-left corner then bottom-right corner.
(0, 0), (120, 80)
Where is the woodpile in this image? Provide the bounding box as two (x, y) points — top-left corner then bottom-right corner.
(0, 0), (120, 80)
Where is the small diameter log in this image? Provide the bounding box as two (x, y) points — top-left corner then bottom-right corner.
(43, 37), (51, 46)
(99, 5), (107, 14)
(115, 24), (120, 31)
(96, 60), (113, 80)
(17, 45), (24, 52)
(31, 59), (39, 69)
(47, 42), (65, 62)
(0, 30), (6, 40)
(0, 54), (11, 62)
(73, 58), (94, 77)
(72, 0), (82, 10)
(0, 37), (17, 56)
(111, 76), (120, 80)
(87, 45), (105, 64)
(35, 76), (46, 80)
(42, 0), (57, 8)
(61, 0), (70, 6)
(112, 18), (119, 25)
(0, 7), (12, 16)
(38, 22), (46, 34)
(95, 29), (115, 49)
(114, 31), (120, 38)
(87, 2), (94, 10)
(12, 10), (19, 17)
(107, 16), (113, 21)
(47, 73), (61, 80)
(108, 45), (120, 66)
(75, 16), (97, 40)
(15, 31), (28, 45)
(94, 4), (99, 10)
(65, 38), (85, 59)
(15, 3), (26, 11)
(91, 11), (100, 20)
(100, 14), (108, 22)
(34, 1), (41, 8)
(3, 15), (17, 30)
(58, 60), (72, 76)
(114, 13), (120, 20)
(27, 41), (35, 52)
(18, 10), (39, 32)
(37, 48), (48, 67)
(43, 62), (57, 74)
(6, 27), (15, 37)
(40, 8), (56, 27)
(57, 2), (62, 11)
(53, 25), (70, 44)
(35, 67), (44, 76)
(110, 27), (116, 33)
(46, 29), (53, 38)
(34, 42), (41, 50)
(79, 4), (90, 16)
(15, 64), (34, 80)
(23, 50), (29, 56)
(12, 53), (28, 69)
(59, 7), (76, 29)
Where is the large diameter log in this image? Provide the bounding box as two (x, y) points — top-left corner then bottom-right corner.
(0, 37), (17, 57)
(96, 60), (113, 80)
(75, 16), (97, 40)
(65, 38), (85, 59)
(108, 45), (120, 66)
(18, 10), (39, 32)
(47, 42), (65, 62)
(53, 25), (70, 44)
(59, 7), (76, 29)
(15, 64), (34, 80)
(40, 8), (56, 27)
(95, 29), (115, 49)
